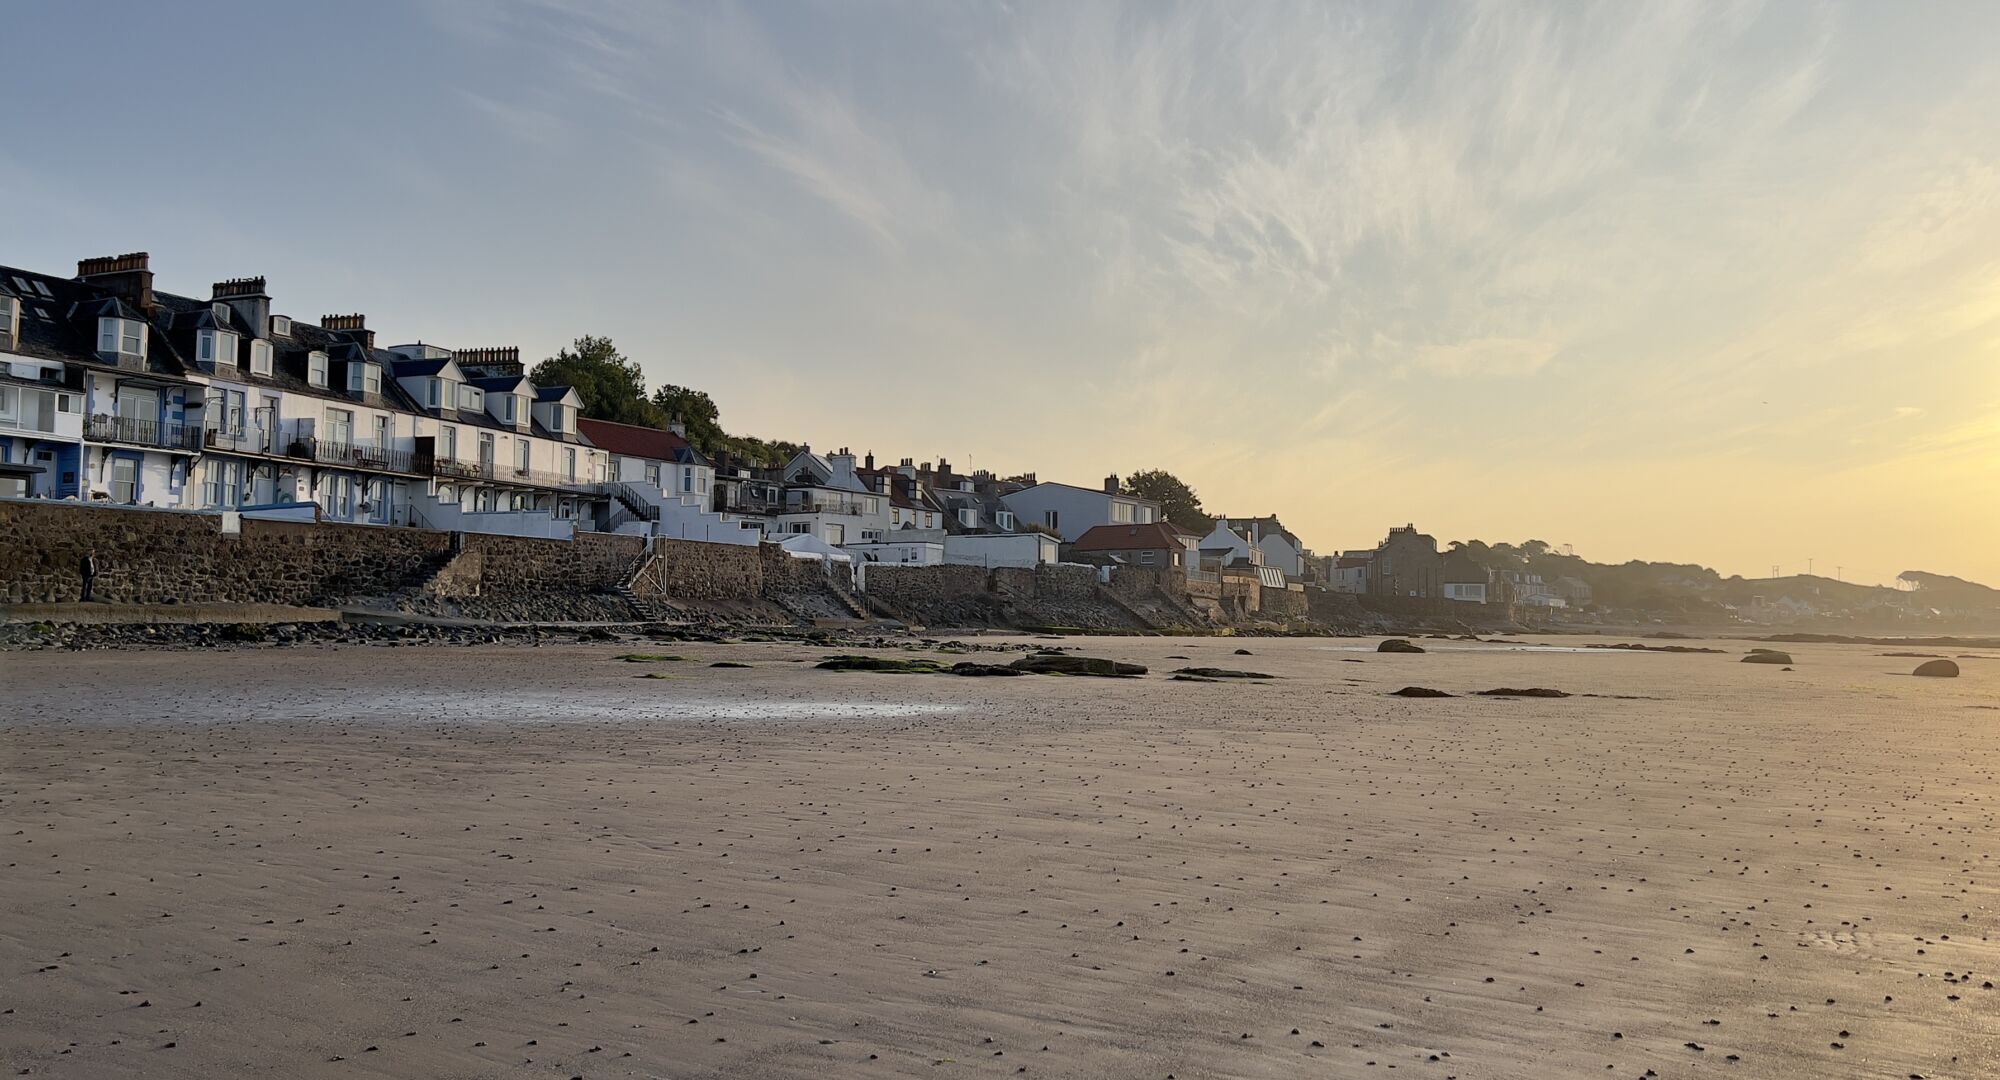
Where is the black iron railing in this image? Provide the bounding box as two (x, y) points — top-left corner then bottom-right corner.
(86, 415), (202, 451)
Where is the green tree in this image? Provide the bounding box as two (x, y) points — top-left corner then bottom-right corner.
(529, 336), (663, 427)
(1125, 468), (1210, 532)
(649, 384), (726, 450)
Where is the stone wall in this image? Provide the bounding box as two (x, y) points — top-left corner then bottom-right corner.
(761, 544), (854, 594)
(1107, 566), (1190, 598)
(1033, 563), (1099, 600)
(0, 500), (449, 606)
(630, 537), (764, 601)
(1260, 585), (1309, 619)
(1306, 588), (1365, 623)
(863, 564), (992, 608)
(452, 532), (647, 597)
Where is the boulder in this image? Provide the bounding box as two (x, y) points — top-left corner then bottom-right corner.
(1741, 651), (1793, 665)
(948, 662), (1028, 677)
(1377, 639), (1426, 654)
(1474, 687), (1572, 697)
(1171, 667), (1276, 680)
(1008, 655), (1147, 677)
(815, 655), (945, 674)
(1913, 659), (1960, 678)
(1391, 686), (1453, 698)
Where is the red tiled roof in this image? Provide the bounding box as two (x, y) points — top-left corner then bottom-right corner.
(1071, 522), (1185, 552)
(578, 417), (693, 460)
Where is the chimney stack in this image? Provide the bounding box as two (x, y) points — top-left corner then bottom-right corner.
(321, 313), (374, 351)
(454, 346), (523, 379)
(212, 276), (271, 337)
(1104, 473), (1121, 495)
(668, 415), (687, 438)
(77, 252), (154, 313)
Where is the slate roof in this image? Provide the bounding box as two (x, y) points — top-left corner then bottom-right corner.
(0, 263), (193, 381)
(1072, 522), (1187, 553)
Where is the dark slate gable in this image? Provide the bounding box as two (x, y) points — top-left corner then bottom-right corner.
(0, 264), (193, 381)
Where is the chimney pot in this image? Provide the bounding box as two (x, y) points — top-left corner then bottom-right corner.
(1104, 473), (1121, 495)
(77, 252), (155, 312)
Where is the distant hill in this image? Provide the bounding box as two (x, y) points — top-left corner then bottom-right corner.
(1448, 540), (1999, 620)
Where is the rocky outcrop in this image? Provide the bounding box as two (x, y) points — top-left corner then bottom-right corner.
(1742, 650), (1794, 665)
(1377, 639), (1426, 654)
(1913, 659), (1960, 678)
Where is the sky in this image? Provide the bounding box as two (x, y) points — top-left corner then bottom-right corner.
(3, 1), (1996, 586)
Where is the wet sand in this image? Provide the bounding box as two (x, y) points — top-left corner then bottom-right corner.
(3, 635), (1996, 1078)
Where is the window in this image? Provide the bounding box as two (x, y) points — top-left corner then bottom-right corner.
(372, 415), (389, 446)
(564, 447), (577, 481)
(425, 379), (442, 409)
(477, 431), (494, 467)
(682, 466), (693, 492)
(498, 394), (517, 424)
(211, 302), (231, 323)
(1112, 501), (1134, 524)
(645, 464), (660, 488)
(1138, 506), (1155, 523)
(323, 408), (353, 447)
(108, 456), (137, 503)
(249, 339), (272, 375)
(367, 479), (391, 523)
(320, 474), (355, 519)
(270, 315), (292, 337)
(98, 317), (146, 359)
(307, 351), (328, 387)
(515, 439), (530, 474)
(0, 295), (16, 346)
(220, 389), (244, 435)
(1140, 550), (1156, 565)
(865, 496), (880, 515)
(203, 459), (245, 508)
(460, 385), (482, 411)
(1043, 510), (1058, 531)
(440, 425), (457, 461)
(997, 510), (1015, 531)
(0, 385), (16, 423)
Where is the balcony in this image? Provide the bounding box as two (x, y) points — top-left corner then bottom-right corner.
(787, 499), (870, 516)
(285, 436), (420, 476)
(416, 455), (595, 492)
(86, 415), (202, 451)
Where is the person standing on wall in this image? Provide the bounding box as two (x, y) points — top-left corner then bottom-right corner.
(79, 548), (97, 603)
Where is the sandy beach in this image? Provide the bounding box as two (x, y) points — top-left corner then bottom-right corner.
(3, 635), (1996, 1078)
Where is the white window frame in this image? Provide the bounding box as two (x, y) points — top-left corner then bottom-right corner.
(997, 510), (1015, 531)
(372, 414), (389, 446)
(515, 439), (530, 474)
(0, 385), (16, 423)
(98, 317), (146, 359)
(323, 407), (353, 447)
(440, 425), (457, 461)
(249, 339), (272, 376)
(270, 315), (292, 337)
(0, 295), (17, 344)
(564, 446), (577, 481)
(308, 351), (329, 387)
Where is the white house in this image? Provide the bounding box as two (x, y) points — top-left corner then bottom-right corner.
(999, 475), (1159, 543)
(579, 415), (758, 545)
(1220, 516), (1306, 579)
(776, 447), (889, 546)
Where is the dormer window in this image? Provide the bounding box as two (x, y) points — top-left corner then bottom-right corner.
(307, 351), (329, 388)
(270, 315), (292, 337)
(997, 510), (1015, 531)
(97, 317), (146, 360)
(211, 302), (231, 323)
(424, 378), (443, 409)
(460, 385), (483, 411)
(249, 339), (272, 375)
(0, 294), (16, 349)
(497, 394), (517, 424)
(348, 362), (381, 395)
(198, 329), (238, 368)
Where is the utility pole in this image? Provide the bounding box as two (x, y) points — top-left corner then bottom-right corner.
(1770, 564), (1780, 578)
(1835, 565), (1842, 582)
(1807, 558), (1814, 577)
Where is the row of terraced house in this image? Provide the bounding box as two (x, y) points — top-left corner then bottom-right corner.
(0, 252), (1212, 569)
